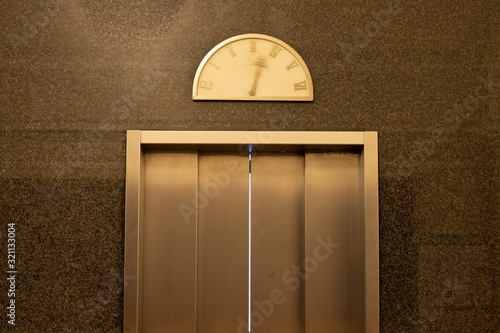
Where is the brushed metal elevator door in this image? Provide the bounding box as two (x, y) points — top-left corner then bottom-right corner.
(142, 151), (248, 333)
(140, 149), (363, 333)
(142, 151), (197, 333)
(305, 152), (363, 333)
(197, 153), (249, 333)
(251, 152), (362, 333)
(251, 152), (305, 332)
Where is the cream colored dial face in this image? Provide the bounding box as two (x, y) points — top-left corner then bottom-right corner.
(193, 34), (313, 101)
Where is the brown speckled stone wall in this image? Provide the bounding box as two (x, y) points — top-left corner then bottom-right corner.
(1, 0), (498, 332)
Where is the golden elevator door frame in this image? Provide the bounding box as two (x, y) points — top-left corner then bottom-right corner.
(124, 131), (379, 333)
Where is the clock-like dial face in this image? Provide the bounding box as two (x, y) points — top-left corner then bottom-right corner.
(193, 34), (313, 101)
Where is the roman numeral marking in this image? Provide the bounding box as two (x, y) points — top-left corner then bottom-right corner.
(294, 80), (307, 91)
(227, 45), (237, 57)
(208, 61), (220, 70)
(199, 80), (212, 90)
(268, 45), (282, 58)
(286, 60), (299, 71)
(250, 41), (257, 52)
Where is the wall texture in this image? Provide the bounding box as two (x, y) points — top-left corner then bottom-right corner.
(1, 0), (498, 332)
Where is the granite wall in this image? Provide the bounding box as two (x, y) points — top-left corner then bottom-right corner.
(1, 0), (498, 332)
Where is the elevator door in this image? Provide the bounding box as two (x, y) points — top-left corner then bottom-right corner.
(139, 149), (364, 333)
(142, 151), (249, 333)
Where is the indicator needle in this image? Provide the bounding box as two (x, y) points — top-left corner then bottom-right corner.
(249, 71), (262, 96)
(249, 58), (268, 96)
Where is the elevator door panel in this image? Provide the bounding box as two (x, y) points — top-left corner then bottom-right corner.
(251, 153), (305, 333)
(142, 151), (197, 333)
(142, 151), (249, 333)
(305, 152), (362, 333)
(197, 153), (249, 333)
